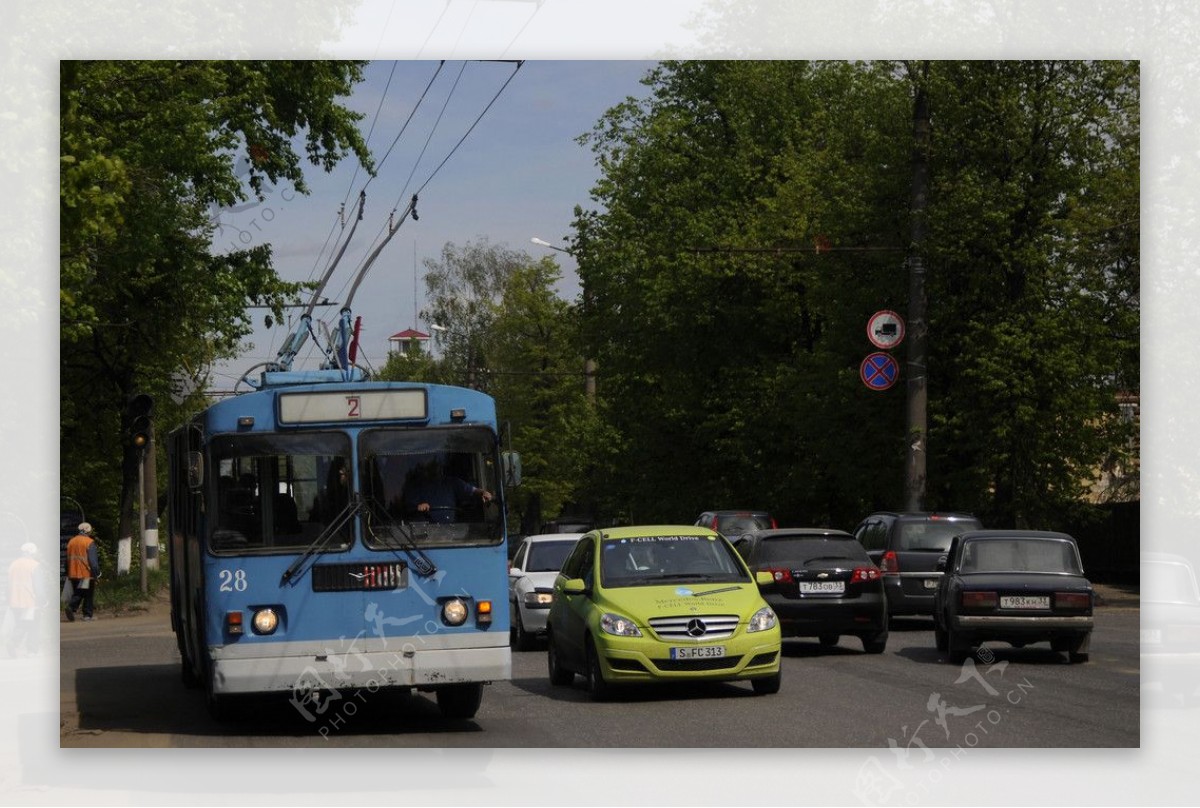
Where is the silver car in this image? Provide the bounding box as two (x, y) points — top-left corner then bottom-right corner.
(508, 533), (583, 650)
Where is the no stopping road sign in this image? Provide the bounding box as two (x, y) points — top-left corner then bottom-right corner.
(860, 352), (899, 391)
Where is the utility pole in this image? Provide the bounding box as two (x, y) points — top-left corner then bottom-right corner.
(905, 61), (931, 512)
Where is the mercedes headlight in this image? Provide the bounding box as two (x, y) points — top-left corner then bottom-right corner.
(599, 612), (642, 637)
(747, 606), (778, 633)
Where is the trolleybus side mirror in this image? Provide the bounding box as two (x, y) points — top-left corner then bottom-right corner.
(502, 451), (522, 487)
(187, 451), (204, 489)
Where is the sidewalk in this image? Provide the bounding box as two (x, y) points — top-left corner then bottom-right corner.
(61, 589), (172, 622)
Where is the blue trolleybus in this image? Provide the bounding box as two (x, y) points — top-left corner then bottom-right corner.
(167, 368), (512, 722)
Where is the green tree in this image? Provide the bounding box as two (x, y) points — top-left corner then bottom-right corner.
(420, 238), (526, 393)
(574, 60), (1138, 529)
(922, 60), (1140, 527)
(486, 257), (610, 533)
(375, 343), (442, 384)
(60, 59), (373, 553)
(416, 240), (606, 533)
(576, 61), (911, 526)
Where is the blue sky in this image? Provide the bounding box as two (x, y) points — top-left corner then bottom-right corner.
(209, 59), (657, 387)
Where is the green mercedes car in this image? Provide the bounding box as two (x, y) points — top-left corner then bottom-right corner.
(546, 525), (782, 699)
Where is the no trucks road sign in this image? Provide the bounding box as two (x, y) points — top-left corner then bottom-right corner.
(867, 310), (905, 350)
(860, 352), (899, 391)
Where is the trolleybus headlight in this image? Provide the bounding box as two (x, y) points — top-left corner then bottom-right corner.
(252, 608), (279, 635)
(442, 598), (469, 626)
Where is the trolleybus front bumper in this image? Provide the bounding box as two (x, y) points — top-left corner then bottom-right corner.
(209, 632), (511, 695)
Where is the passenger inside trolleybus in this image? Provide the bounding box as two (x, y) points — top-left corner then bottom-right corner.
(208, 432), (353, 552)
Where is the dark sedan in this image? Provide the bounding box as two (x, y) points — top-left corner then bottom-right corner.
(732, 528), (888, 653)
(933, 530), (1094, 664)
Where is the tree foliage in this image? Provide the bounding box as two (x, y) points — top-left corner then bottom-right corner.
(574, 60), (1138, 530)
(60, 59), (373, 546)
(381, 240), (605, 534)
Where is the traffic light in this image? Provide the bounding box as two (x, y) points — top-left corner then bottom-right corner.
(127, 394), (153, 451)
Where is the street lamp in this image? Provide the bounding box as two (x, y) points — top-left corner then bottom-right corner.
(429, 323), (478, 388)
(530, 236), (572, 255)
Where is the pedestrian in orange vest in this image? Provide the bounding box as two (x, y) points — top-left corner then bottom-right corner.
(65, 523), (101, 622)
(7, 542), (44, 655)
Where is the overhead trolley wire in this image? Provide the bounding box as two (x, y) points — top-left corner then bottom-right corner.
(314, 62), (448, 311)
(415, 60), (523, 197)
(343, 60), (525, 310)
(337, 60), (399, 214)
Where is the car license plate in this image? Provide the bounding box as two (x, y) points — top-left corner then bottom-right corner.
(1000, 595), (1049, 609)
(799, 581), (845, 594)
(923, 578), (940, 589)
(670, 645), (726, 660)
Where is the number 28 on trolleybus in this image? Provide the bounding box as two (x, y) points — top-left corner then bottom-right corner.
(166, 372), (515, 722)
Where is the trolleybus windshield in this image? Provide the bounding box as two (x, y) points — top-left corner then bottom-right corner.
(209, 432), (352, 553)
(360, 426), (502, 548)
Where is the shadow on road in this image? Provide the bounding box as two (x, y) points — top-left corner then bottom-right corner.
(70, 663), (488, 738)
(508, 673), (758, 704)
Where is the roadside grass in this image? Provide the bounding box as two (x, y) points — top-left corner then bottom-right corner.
(90, 565), (170, 614)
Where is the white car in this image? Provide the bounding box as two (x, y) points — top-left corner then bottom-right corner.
(508, 533), (584, 650)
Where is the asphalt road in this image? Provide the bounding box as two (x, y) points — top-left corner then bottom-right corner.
(59, 589), (1140, 749)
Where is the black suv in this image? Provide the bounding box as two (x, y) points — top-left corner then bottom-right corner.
(851, 511), (982, 617)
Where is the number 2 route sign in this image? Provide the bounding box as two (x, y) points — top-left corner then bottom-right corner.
(860, 352), (899, 391)
(867, 310), (905, 350)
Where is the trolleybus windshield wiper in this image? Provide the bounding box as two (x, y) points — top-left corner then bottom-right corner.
(279, 494), (362, 586)
(363, 496), (438, 578)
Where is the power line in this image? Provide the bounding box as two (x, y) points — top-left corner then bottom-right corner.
(415, 61), (523, 197)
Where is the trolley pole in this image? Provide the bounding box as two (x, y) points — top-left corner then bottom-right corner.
(905, 61), (931, 512)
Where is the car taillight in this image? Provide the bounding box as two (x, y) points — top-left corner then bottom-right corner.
(961, 591), (998, 609)
(1055, 592), (1091, 610)
(771, 517), (778, 529)
(850, 567), (881, 584)
(766, 567), (794, 583)
(880, 551), (899, 574)
(711, 516), (719, 530)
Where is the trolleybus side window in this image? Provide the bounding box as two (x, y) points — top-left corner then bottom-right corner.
(209, 432), (351, 553)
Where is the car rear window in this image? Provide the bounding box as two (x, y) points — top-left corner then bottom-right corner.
(959, 538), (1082, 574)
(897, 519), (980, 551)
(756, 536), (869, 565)
(525, 540), (578, 572)
(717, 513), (773, 534)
